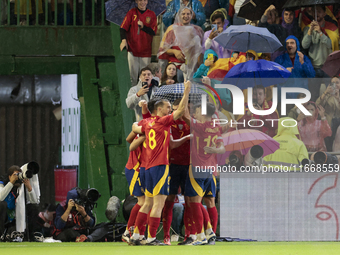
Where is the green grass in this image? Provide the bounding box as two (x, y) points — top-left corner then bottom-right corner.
(1, 242), (340, 255)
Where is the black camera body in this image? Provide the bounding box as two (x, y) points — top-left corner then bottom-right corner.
(74, 187), (101, 210)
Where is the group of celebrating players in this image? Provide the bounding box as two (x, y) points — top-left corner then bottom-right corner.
(122, 80), (227, 245)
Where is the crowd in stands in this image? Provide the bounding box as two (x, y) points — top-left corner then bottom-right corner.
(122, 0), (340, 155)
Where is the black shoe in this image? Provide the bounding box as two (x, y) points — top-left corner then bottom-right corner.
(129, 238), (142, 246)
(178, 237), (194, 245)
(146, 239), (166, 246)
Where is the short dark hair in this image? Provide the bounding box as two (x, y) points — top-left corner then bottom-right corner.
(148, 98), (160, 113)
(284, 8), (295, 15)
(154, 99), (170, 110)
(139, 67), (152, 77)
(8, 165), (21, 177)
(173, 98), (182, 106)
(211, 12), (225, 23)
(194, 102), (216, 117)
(253, 85), (265, 94)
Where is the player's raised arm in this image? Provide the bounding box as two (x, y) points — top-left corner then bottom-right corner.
(173, 80), (191, 121)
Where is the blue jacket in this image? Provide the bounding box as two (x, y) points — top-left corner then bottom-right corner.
(193, 49), (219, 78)
(55, 189), (95, 230)
(274, 35), (315, 98)
(163, 0), (206, 29)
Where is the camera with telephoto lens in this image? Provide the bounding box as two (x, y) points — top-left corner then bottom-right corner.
(74, 187), (101, 209)
(16, 161), (39, 183)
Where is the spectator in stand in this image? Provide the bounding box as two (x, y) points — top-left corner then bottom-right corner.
(120, 0), (157, 85)
(126, 67), (158, 121)
(259, 6), (303, 60)
(237, 85), (279, 137)
(301, 5), (339, 102)
(158, 7), (204, 81)
(228, 0), (246, 25)
(163, 0), (206, 29)
(275, 35), (315, 102)
(297, 101), (332, 152)
(202, 9), (231, 59)
(288, 93), (307, 120)
(199, 0), (229, 28)
(147, 63), (162, 86)
(161, 62), (178, 86)
(316, 76), (340, 151)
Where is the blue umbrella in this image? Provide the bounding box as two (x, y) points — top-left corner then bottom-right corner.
(222, 59), (291, 89)
(153, 83), (207, 103)
(105, 0), (166, 26)
(214, 25), (282, 53)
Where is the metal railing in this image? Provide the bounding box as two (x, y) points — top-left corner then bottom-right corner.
(0, 0), (108, 26)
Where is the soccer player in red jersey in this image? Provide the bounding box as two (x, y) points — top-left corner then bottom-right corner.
(184, 102), (226, 245)
(129, 80), (192, 245)
(120, 0), (157, 84)
(122, 99), (158, 244)
(162, 98), (191, 245)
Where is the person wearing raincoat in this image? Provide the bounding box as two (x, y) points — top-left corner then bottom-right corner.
(158, 7), (204, 81)
(263, 117), (309, 171)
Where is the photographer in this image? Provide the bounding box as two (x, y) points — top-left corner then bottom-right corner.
(54, 188), (109, 242)
(0, 165), (39, 239)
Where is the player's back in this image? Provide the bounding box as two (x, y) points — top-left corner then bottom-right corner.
(142, 114), (174, 170)
(191, 118), (222, 170)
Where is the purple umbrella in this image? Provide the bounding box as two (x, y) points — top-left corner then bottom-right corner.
(217, 129), (280, 165)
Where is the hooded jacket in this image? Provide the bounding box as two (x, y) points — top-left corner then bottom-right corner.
(263, 117), (309, 170)
(163, 0), (206, 29)
(54, 189), (95, 232)
(274, 35), (315, 98)
(193, 49), (219, 78)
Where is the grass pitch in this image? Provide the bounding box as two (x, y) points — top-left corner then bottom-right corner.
(1, 241), (339, 255)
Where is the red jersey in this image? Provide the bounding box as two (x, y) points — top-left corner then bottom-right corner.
(191, 118), (223, 168)
(141, 114), (174, 169)
(125, 135), (142, 171)
(138, 117), (154, 168)
(121, 8), (157, 58)
(170, 119), (190, 165)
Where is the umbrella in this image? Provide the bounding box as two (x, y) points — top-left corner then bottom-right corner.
(214, 25), (282, 53)
(283, 0), (339, 9)
(217, 129), (280, 165)
(153, 83), (208, 103)
(238, 0), (289, 21)
(222, 59), (291, 89)
(321, 50), (340, 77)
(105, 0), (166, 26)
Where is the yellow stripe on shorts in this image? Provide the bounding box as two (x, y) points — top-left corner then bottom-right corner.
(153, 165), (169, 196)
(189, 165), (204, 197)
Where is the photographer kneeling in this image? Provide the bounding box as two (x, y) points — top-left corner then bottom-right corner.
(0, 165), (39, 241)
(54, 188), (110, 242)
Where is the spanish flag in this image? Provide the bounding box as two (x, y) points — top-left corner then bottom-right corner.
(228, 0), (236, 19)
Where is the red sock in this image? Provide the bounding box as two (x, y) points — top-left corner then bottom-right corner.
(162, 201), (174, 239)
(148, 217), (161, 238)
(134, 212), (148, 235)
(190, 202), (203, 235)
(207, 207), (218, 233)
(200, 204), (212, 230)
(127, 204), (141, 232)
(183, 203), (192, 237)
